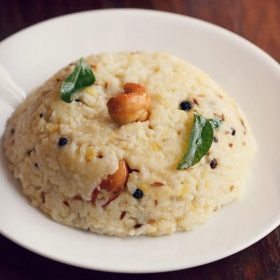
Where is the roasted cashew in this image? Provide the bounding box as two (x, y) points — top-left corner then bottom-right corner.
(100, 160), (128, 194)
(91, 160), (128, 206)
(107, 83), (151, 125)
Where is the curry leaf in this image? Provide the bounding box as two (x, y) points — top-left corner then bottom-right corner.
(177, 113), (214, 170)
(209, 118), (222, 129)
(60, 58), (95, 103)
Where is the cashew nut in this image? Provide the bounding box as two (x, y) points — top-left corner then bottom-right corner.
(107, 83), (151, 125)
(100, 160), (128, 194)
(91, 160), (128, 206)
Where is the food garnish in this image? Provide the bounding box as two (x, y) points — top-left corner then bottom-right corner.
(210, 159), (218, 169)
(107, 83), (151, 125)
(179, 100), (192, 111)
(177, 113), (222, 170)
(209, 118), (222, 129)
(91, 160), (128, 207)
(58, 137), (68, 146)
(132, 188), (144, 199)
(60, 58), (95, 103)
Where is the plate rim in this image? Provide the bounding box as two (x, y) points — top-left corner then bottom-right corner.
(0, 8), (279, 273)
(1, 8), (279, 69)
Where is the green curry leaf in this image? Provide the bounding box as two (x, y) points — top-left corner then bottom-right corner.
(209, 118), (222, 129)
(177, 113), (215, 170)
(60, 58), (95, 103)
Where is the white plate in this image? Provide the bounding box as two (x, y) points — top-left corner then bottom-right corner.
(0, 9), (279, 273)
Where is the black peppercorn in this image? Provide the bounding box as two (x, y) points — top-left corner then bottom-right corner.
(210, 159), (218, 169)
(179, 100), (192, 111)
(132, 188), (143, 199)
(39, 113), (43, 118)
(213, 136), (218, 143)
(58, 137), (68, 146)
(231, 128), (236, 136)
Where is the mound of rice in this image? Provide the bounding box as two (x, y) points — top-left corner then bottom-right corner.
(3, 52), (256, 236)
